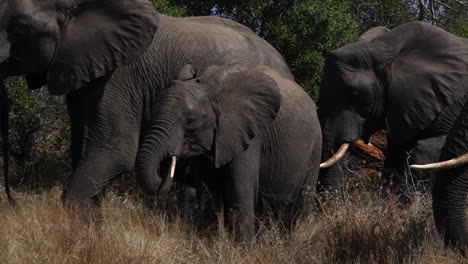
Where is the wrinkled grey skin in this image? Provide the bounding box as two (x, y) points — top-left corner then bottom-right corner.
(318, 22), (468, 194)
(138, 64), (321, 240)
(409, 136), (447, 166)
(401, 136), (447, 187)
(432, 99), (468, 249)
(0, 0), (292, 203)
(356, 26), (389, 42)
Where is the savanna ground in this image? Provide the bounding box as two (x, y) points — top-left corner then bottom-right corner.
(0, 152), (466, 263)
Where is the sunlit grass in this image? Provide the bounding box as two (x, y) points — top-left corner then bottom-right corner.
(0, 180), (465, 264)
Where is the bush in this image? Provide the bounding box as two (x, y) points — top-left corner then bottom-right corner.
(2, 77), (70, 189)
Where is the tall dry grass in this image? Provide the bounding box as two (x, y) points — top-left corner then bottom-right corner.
(0, 180), (465, 264)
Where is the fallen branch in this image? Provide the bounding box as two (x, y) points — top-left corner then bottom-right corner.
(351, 140), (385, 161)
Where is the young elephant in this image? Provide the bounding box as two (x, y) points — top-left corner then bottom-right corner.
(136, 64), (322, 240)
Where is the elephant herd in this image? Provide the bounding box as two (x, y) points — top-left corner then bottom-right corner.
(0, 0), (465, 247)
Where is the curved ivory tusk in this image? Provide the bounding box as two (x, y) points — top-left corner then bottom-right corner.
(410, 153), (468, 172)
(169, 156), (177, 178)
(320, 143), (350, 169)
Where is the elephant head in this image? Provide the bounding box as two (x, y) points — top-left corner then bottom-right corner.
(135, 64), (281, 194)
(318, 22), (468, 192)
(0, 0), (158, 93)
(410, 99), (468, 249)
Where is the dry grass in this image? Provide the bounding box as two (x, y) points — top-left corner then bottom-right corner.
(0, 181), (465, 264)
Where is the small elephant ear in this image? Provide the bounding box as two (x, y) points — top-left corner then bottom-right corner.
(175, 65), (197, 81)
(214, 68), (282, 168)
(47, 0), (158, 95)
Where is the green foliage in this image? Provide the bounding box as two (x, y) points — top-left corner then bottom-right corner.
(350, 0), (419, 30)
(4, 77), (40, 160)
(2, 77), (70, 188)
(265, 0), (358, 99)
(350, 0), (468, 38)
(435, 0), (468, 38)
(150, 0), (188, 17)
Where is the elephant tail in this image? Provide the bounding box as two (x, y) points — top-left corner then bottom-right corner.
(0, 80), (14, 204)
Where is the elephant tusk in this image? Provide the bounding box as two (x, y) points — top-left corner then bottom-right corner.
(410, 153), (468, 172)
(169, 156), (177, 178)
(320, 143), (350, 169)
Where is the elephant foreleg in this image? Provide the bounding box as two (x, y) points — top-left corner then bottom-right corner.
(63, 150), (127, 204)
(383, 143), (414, 198)
(66, 92), (85, 171)
(222, 141), (260, 242)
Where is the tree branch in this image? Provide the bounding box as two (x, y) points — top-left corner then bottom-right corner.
(418, 0), (426, 21)
(434, 0), (468, 13)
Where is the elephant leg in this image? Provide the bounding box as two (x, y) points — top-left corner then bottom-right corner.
(62, 79), (140, 205)
(383, 143), (413, 198)
(63, 150), (126, 204)
(189, 160), (223, 229)
(66, 92), (84, 171)
(222, 141), (260, 241)
(182, 185), (197, 212)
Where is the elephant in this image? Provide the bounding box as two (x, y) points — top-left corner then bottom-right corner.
(136, 64), (322, 240)
(318, 21), (468, 195)
(0, 0), (293, 204)
(410, 98), (468, 249)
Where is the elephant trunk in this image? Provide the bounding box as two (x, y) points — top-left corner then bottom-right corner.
(136, 112), (181, 194)
(318, 122), (346, 193)
(0, 80), (13, 204)
(318, 113), (363, 194)
(432, 101), (468, 248)
(432, 165), (468, 247)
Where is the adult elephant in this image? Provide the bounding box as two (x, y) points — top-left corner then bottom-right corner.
(410, 99), (468, 249)
(138, 64), (321, 240)
(318, 22), (468, 194)
(0, 0), (292, 203)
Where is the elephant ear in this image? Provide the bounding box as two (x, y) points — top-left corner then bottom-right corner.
(175, 64), (197, 81)
(47, 0), (158, 95)
(214, 68), (282, 168)
(383, 22), (468, 144)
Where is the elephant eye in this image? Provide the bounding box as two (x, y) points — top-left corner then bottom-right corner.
(10, 21), (33, 37)
(186, 115), (197, 127)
